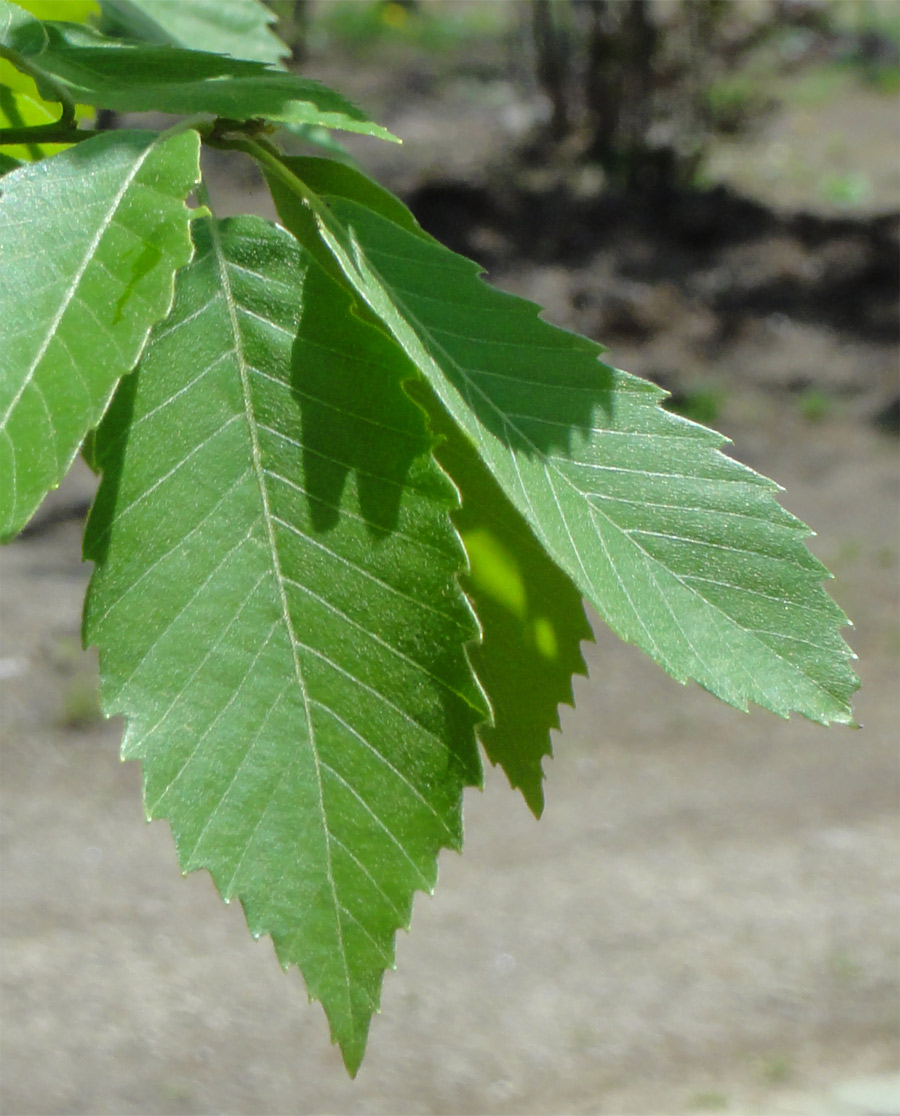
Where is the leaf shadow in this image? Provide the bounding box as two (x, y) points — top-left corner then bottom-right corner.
(81, 366), (139, 571)
(334, 203), (620, 463)
(287, 266), (486, 789)
(288, 266), (427, 539)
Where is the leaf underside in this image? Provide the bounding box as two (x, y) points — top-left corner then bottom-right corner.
(0, 127), (199, 540)
(82, 216), (487, 1073)
(269, 157), (859, 726)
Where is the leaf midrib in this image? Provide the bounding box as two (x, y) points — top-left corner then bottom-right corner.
(328, 214), (848, 708)
(0, 138), (154, 435)
(206, 220), (354, 1012)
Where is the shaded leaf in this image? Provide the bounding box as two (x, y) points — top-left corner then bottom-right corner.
(83, 216), (487, 1073)
(0, 127), (200, 541)
(99, 0), (287, 66)
(420, 388), (592, 816)
(269, 157), (858, 725)
(12, 19), (397, 141)
(0, 55), (96, 159)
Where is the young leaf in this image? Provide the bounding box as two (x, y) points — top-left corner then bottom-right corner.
(13, 19), (398, 141)
(267, 157), (859, 725)
(83, 216), (488, 1074)
(0, 127), (200, 541)
(99, 0), (287, 67)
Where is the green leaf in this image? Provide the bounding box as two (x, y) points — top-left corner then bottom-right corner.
(0, 55), (95, 160)
(421, 390), (592, 816)
(96, 1), (354, 162)
(99, 0), (287, 66)
(268, 158), (859, 725)
(1, 1), (56, 162)
(82, 216), (488, 1074)
(0, 2), (99, 160)
(272, 158), (593, 812)
(0, 0), (47, 54)
(14, 20), (398, 141)
(0, 127), (200, 541)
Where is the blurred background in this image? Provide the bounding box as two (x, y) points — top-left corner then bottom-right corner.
(1, 2), (898, 1113)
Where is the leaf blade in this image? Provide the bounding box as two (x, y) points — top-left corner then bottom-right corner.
(99, 0), (288, 66)
(0, 127), (199, 540)
(268, 161), (858, 725)
(421, 389), (592, 815)
(83, 216), (487, 1072)
(15, 20), (398, 141)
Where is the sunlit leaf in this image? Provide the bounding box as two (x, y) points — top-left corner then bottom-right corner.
(269, 157), (858, 726)
(83, 216), (488, 1073)
(0, 127), (199, 539)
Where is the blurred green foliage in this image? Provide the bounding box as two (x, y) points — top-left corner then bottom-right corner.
(797, 388), (833, 422)
(284, 0), (508, 58)
(664, 385), (725, 426)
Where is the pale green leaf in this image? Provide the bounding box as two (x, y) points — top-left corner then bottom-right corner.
(269, 158), (859, 725)
(0, 127), (200, 541)
(82, 216), (488, 1073)
(99, 0), (287, 66)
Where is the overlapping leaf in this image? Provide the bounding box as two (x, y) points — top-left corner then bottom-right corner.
(82, 215), (488, 1073)
(99, 0), (286, 66)
(422, 393), (592, 815)
(0, 1), (98, 159)
(268, 156), (858, 725)
(0, 127), (199, 540)
(7, 16), (397, 141)
(1, 0), (56, 161)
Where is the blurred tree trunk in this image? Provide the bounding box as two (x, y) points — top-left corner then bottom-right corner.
(528, 0), (726, 190)
(531, 0), (570, 140)
(583, 0), (657, 174)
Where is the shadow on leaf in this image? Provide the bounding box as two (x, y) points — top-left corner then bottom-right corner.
(289, 262), (430, 539)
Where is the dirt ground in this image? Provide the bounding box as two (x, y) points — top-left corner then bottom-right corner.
(2, 17), (899, 1116)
